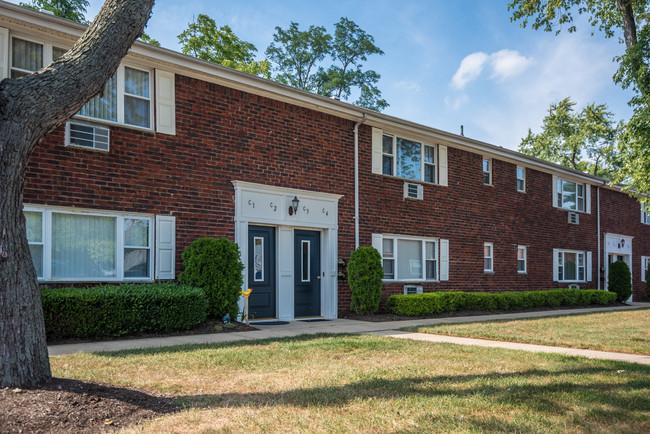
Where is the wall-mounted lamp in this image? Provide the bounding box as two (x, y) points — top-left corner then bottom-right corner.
(289, 196), (300, 216)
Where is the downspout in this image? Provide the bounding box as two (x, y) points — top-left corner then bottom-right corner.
(597, 186), (601, 290)
(354, 114), (367, 249)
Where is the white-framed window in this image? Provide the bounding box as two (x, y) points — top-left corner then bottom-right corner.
(483, 158), (492, 185)
(517, 245), (527, 273)
(78, 64), (153, 129)
(484, 242), (493, 272)
(642, 204), (650, 225)
(642, 256), (650, 282)
(516, 166), (525, 192)
(556, 178), (585, 212)
(23, 206), (156, 282)
(10, 36), (66, 78)
(381, 134), (436, 183)
(380, 236), (438, 281)
(557, 250), (586, 282)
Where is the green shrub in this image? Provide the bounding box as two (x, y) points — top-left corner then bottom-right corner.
(41, 283), (208, 341)
(179, 237), (244, 318)
(608, 261), (632, 302)
(384, 289), (617, 316)
(347, 246), (384, 314)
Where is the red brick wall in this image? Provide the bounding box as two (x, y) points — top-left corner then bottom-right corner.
(24, 73), (649, 308)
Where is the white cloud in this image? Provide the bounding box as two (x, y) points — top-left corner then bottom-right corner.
(489, 49), (534, 81)
(451, 52), (489, 89)
(394, 81), (422, 93)
(444, 94), (469, 111)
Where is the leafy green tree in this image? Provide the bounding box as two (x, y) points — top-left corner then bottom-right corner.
(178, 14), (270, 78)
(266, 21), (332, 92)
(266, 18), (388, 111)
(20, 0), (89, 23)
(519, 97), (620, 178)
(508, 0), (650, 196)
(140, 31), (160, 47)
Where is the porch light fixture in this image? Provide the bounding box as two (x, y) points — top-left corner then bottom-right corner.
(289, 196), (300, 216)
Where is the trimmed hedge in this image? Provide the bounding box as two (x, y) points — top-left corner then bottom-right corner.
(608, 260), (632, 302)
(384, 289), (617, 316)
(41, 283), (208, 341)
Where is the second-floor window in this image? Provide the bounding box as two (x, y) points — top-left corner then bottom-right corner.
(642, 204), (650, 225)
(517, 166), (525, 192)
(382, 134), (436, 183)
(483, 159), (492, 185)
(556, 178), (585, 212)
(11, 37), (65, 78)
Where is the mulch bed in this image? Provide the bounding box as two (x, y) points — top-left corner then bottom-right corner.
(0, 378), (179, 433)
(340, 302), (629, 322)
(48, 319), (258, 345)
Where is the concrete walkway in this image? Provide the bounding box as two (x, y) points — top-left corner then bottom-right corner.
(48, 303), (650, 365)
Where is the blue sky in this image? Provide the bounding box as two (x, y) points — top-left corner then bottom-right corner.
(15, 0), (635, 150)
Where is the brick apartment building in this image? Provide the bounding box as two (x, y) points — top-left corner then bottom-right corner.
(1, 2), (648, 321)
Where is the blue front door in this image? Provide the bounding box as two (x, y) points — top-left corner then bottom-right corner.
(294, 229), (321, 317)
(248, 226), (276, 319)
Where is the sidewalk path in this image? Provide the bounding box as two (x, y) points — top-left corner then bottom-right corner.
(48, 303), (650, 365)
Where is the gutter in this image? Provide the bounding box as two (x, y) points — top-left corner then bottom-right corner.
(354, 114), (367, 249)
(597, 186), (601, 290)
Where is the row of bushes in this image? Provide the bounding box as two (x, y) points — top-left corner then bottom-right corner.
(41, 283), (208, 340)
(384, 289), (617, 316)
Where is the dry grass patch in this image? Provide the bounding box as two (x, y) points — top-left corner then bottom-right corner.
(50, 334), (650, 433)
(405, 308), (650, 355)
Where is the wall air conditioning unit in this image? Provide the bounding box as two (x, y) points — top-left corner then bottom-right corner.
(568, 284), (580, 289)
(404, 285), (423, 295)
(568, 212), (579, 225)
(65, 120), (110, 151)
(403, 182), (423, 200)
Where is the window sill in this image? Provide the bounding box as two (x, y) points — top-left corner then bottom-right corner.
(484, 271), (494, 274)
(73, 114), (154, 134)
(383, 279), (440, 283)
(376, 173), (440, 186)
(518, 271), (527, 275)
(484, 183), (493, 187)
(38, 277), (154, 283)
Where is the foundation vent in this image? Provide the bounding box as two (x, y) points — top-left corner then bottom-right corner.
(404, 285), (423, 295)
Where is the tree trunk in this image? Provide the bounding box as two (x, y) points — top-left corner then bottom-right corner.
(0, 0), (154, 388)
(615, 0), (637, 48)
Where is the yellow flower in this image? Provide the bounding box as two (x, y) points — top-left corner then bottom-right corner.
(240, 288), (253, 298)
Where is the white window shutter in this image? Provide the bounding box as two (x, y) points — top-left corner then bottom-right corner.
(0, 27), (8, 81)
(586, 251), (592, 282)
(552, 175), (559, 208)
(371, 233), (382, 255)
(155, 69), (176, 135)
(438, 145), (448, 186)
(440, 239), (449, 281)
(371, 127), (383, 175)
(155, 215), (176, 279)
(642, 256), (647, 282)
(585, 184), (591, 214)
(553, 248), (559, 281)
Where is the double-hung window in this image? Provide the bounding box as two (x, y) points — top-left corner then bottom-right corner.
(484, 242), (493, 272)
(24, 207), (154, 281)
(557, 250), (585, 282)
(382, 134), (436, 183)
(642, 204), (650, 224)
(516, 166), (525, 192)
(11, 36), (66, 78)
(380, 236), (438, 281)
(517, 245), (527, 273)
(483, 159), (492, 185)
(79, 65), (152, 129)
(556, 179), (585, 212)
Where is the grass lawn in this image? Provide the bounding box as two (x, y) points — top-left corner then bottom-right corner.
(403, 309), (650, 355)
(51, 334), (650, 432)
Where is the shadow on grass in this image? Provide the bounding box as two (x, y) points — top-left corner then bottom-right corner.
(175, 366), (650, 419)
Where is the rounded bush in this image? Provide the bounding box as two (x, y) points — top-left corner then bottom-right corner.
(347, 246), (383, 314)
(608, 260), (632, 302)
(179, 237), (244, 318)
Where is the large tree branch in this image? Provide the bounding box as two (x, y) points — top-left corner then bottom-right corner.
(616, 0), (637, 48)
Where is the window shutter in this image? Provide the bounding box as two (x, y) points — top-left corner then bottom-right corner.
(371, 233), (382, 255)
(440, 239), (449, 281)
(552, 175), (559, 208)
(155, 69), (176, 135)
(586, 251), (592, 282)
(585, 184), (591, 214)
(642, 256), (647, 282)
(155, 215), (176, 279)
(0, 27), (8, 81)
(552, 248), (559, 281)
(643, 207), (646, 224)
(438, 145), (448, 186)
(371, 127), (383, 175)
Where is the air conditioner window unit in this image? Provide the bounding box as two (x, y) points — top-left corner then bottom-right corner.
(65, 120), (110, 151)
(403, 182), (423, 200)
(404, 285), (423, 295)
(568, 284), (580, 289)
